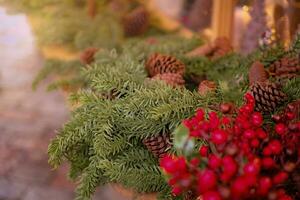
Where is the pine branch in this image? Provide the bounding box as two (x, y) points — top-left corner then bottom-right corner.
(75, 156), (108, 200)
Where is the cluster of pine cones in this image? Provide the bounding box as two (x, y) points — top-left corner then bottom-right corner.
(143, 53), (187, 159)
(269, 56), (300, 81)
(249, 55), (300, 113)
(142, 52), (218, 159)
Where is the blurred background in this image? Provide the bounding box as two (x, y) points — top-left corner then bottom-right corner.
(0, 0), (299, 199)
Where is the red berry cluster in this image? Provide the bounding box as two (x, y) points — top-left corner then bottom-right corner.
(160, 93), (300, 200)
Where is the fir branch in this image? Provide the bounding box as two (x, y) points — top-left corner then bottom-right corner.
(282, 77), (300, 101)
(75, 157), (108, 200)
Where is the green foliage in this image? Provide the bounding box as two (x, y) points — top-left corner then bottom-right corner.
(289, 32), (300, 55)
(2, 0), (123, 50)
(48, 36), (255, 199)
(45, 32), (300, 199)
(32, 59), (85, 91)
(283, 78), (300, 102)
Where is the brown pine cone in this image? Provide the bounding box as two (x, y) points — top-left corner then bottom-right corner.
(186, 37), (232, 59)
(249, 61), (268, 85)
(145, 53), (186, 77)
(198, 80), (217, 96)
(123, 6), (149, 37)
(210, 37), (233, 59)
(152, 73), (185, 87)
(250, 82), (287, 113)
(269, 57), (300, 80)
(143, 133), (172, 159)
(80, 47), (99, 65)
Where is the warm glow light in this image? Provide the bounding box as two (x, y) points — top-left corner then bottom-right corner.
(242, 5), (249, 12)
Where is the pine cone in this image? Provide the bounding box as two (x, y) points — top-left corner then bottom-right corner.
(250, 82), (287, 113)
(80, 47), (99, 65)
(123, 6), (149, 37)
(210, 37), (233, 59)
(249, 61), (268, 85)
(143, 134), (172, 159)
(269, 57), (300, 80)
(152, 73), (185, 87)
(198, 80), (217, 96)
(145, 53), (186, 77)
(186, 37), (232, 59)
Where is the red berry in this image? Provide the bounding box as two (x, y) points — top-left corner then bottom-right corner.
(190, 130), (201, 137)
(258, 176), (272, 195)
(160, 155), (176, 173)
(244, 104), (254, 113)
(244, 174), (257, 186)
(278, 195), (293, 200)
(190, 158), (200, 167)
(257, 128), (267, 139)
(225, 143), (238, 155)
(179, 173), (192, 188)
(171, 186), (182, 196)
(272, 114), (282, 122)
(286, 112), (295, 120)
(241, 142), (250, 154)
(275, 123), (287, 135)
(198, 170), (217, 193)
(208, 155), (222, 169)
(234, 124), (242, 135)
(222, 117), (231, 125)
(244, 129), (256, 139)
(211, 129), (228, 144)
(220, 103), (232, 114)
(221, 156), (238, 181)
(263, 147), (272, 156)
(262, 157), (275, 169)
(231, 177), (249, 197)
(273, 171), (288, 184)
(250, 139), (260, 148)
(168, 177), (177, 185)
(268, 140), (282, 155)
(244, 162), (260, 175)
(196, 109), (205, 121)
(183, 119), (192, 130)
(244, 93), (255, 105)
(209, 112), (220, 130)
(202, 191), (222, 200)
(241, 120), (251, 129)
(199, 145), (209, 157)
(176, 157), (187, 171)
(251, 112), (263, 127)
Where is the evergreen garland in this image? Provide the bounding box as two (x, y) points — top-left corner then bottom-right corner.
(48, 35), (300, 199)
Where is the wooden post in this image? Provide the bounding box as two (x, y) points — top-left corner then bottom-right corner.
(288, 0), (300, 36)
(87, 0), (97, 19)
(211, 0), (237, 42)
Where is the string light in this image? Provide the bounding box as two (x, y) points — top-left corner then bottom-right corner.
(242, 5), (249, 12)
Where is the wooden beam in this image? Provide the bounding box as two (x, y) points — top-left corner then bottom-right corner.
(211, 0), (237, 42)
